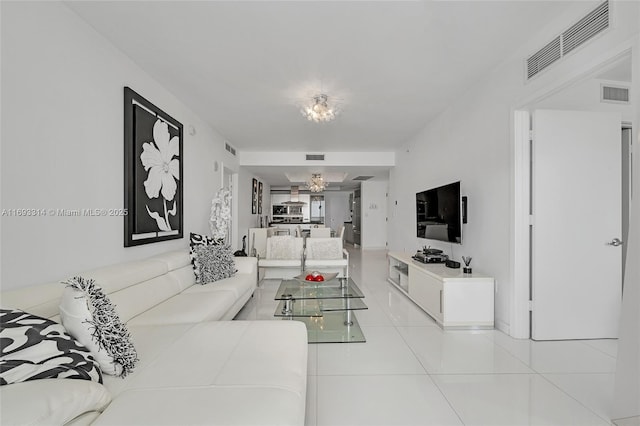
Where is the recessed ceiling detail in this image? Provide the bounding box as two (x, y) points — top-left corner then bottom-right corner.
(285, 171), (348, 183)
(352, 176), (374, 181)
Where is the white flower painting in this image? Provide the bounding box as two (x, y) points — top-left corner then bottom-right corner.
(140, 120), (180, 231)
(124, 87), (183, 247)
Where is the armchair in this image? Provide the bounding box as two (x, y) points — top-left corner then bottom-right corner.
(303, 237), (349, 278)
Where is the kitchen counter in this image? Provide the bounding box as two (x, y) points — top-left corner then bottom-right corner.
(268, 222), (326, 236)
(269, 221), (324, 225)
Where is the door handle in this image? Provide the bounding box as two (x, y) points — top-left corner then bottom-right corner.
(606, 238), (624, 247)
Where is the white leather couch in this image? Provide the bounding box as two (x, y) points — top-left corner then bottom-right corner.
(1, 250), (308, 426)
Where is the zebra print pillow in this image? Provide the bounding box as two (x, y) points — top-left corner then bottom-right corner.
(0, 309), (103, 385)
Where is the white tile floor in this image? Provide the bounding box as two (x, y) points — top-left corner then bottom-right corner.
(235, 247), (618, 426)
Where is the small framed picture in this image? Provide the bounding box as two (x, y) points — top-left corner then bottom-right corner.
(252, 178), (258, 214)
(258, 181), (263, 214)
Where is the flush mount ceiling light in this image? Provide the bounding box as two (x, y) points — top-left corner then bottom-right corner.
(306, 174), (328, 192)
(301, 94), (338, 123)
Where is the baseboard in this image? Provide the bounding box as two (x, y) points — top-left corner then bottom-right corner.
(495, 319), (510, 336)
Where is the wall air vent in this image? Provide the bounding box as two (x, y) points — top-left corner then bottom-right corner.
(224, 142), (236, 156)
(526, 1), (609, 80)
(562, 1), (609, 56)
(352, 176), (374, 181)
(527, 36), (562, 79)
(601, 85), (630, 103)
(306, 154), (325, 161)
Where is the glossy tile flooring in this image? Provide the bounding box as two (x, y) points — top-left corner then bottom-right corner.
(235, 248), (619, 426)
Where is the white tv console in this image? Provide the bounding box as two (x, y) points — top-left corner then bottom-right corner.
(387, 251), (494, 329)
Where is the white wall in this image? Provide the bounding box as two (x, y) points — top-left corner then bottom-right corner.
(361, 180), (387, 249)
(324, 192), (351, 233)
(535, 77), (633, 121)
(0, 2), (238, 289)
(387, 1), (640, 333)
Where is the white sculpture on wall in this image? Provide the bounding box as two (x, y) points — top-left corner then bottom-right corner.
(209, 187), (231, 244)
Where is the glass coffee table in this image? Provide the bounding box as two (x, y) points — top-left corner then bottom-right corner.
(274, 276), (367, 343)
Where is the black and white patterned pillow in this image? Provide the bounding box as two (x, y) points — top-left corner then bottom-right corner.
(189, 232), (217, 270)
(189, 232), (221, 247)
(0, 309), (103, 385)
(192, 244), (236, 284)
(60, 277), (138, 377)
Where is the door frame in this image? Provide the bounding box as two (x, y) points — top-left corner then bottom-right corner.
(510, 48), (634, 339)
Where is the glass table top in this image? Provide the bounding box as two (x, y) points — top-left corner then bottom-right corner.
(274, 297), (368, 317)
(273, 276), (368, 343)
(290, 312), (366, 343)
(275, 277), (364, 300)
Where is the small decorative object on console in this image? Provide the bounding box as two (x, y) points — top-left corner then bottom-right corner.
(413, 249), (448, 264)
(445, 259), (461, 269)
(462, 256), (473, 274)
(294, 271), (338, 283)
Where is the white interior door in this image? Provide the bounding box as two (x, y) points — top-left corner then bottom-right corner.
(532, 109), (622, 340)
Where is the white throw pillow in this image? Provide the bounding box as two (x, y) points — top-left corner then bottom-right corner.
(267, 236), (296, 260)
(59, 277), (138, 377)
(307, 239), (343, 260)
(0, 379), (111, 426)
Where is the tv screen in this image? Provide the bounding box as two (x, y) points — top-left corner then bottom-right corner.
(416, 181), (461, 243)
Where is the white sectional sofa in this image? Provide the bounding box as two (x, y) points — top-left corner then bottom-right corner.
(1, 250), (308, 426)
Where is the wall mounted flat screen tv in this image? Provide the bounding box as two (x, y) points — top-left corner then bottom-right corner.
(416, 181), (461, 243)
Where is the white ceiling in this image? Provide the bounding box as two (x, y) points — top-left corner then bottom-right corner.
(65, 0), (589, 186)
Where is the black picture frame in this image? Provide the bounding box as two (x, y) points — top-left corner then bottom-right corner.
(258, 181), (263, 214)
(252, 178), (258, 214)
(124, 87), (183, 247)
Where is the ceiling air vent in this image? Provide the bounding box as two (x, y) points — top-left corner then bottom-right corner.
(527, 36), (562, 79)
(306, 154), (325, 161)
(526, 1), (609, 80)
(562, 1), (609, 56)
(601, 85), (630, 103)
(224, 142), (236, 156)
(352, 176), (374, 181)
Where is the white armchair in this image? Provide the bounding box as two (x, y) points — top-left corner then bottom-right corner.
(310, 227), (331, 238)
(303, 237), (349, 278)
(257, 236), (305, 279)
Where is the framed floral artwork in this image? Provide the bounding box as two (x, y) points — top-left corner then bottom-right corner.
(258, 181), (263, 214)
(251, 178), (258, 214)
(124, 87), (183, 247)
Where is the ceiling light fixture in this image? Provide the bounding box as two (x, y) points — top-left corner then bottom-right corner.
(306, 174), (328, 192)
(301, 94), (337, 123)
